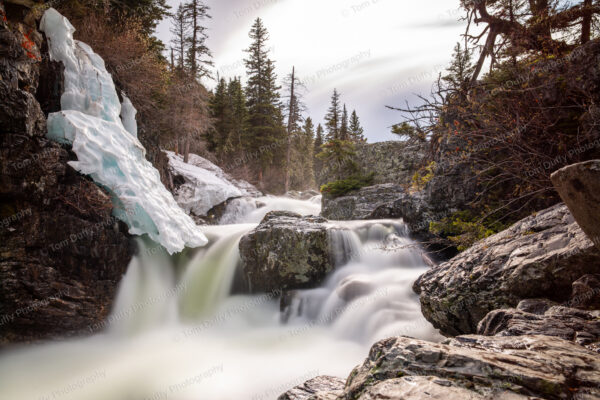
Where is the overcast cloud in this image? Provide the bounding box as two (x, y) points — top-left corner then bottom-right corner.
(156, 0), (467, 142)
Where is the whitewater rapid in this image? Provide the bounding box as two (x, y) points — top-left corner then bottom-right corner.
(0, 196), (442, 400)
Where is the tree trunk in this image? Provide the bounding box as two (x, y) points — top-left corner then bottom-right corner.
(582, 0), (592, 43)
(184, 130), (191, 163)
(285, 66), (295, 193)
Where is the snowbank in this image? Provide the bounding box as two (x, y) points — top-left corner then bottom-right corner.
(40, 8), (207, 254)
(166, 151), (261, 218)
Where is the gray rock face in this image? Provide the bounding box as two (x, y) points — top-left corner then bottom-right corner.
(317, 141), (425, 187)
(552, 160), (600, 249)
(321, 184), (408, 221)
(478, 299), (600, 350)
(285, 335), (600, 400)
(239, 211), (337, 292)
(277, 376), (344, 400)
(413, 203), (600, 336)
(569, 274), (600, 310)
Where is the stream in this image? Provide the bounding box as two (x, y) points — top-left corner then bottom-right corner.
(0, 196), (441, 400)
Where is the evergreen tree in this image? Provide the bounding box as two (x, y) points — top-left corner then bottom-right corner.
(226, 77), (248, 158)
(313, 123), (324, 180)
(299, 117), (316, 188)
(170, 4), (188, 71)
(340, 104), (349, 141)
(182, 0), (213, 80)
(442, 43), (474, 96)
(208, 78), (230, 153)
(349, 110), (365, 142)
(283, 66), (305, 192)
(244, 18), (286, 188)
(324, 89), (341, 141)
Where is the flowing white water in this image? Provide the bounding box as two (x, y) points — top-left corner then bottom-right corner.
(0, 196), (441, 400)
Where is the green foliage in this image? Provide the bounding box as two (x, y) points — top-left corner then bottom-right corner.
(391, 122), (426, 142)
(324, 89), (342, 141)
(429, 210), (504, 251)
(317, 139), (358, 181)
(411, 161), (436, 190)
(320, 173), (375, 198)
(244, 18), (287, 187)
(349, 110), (365, 142)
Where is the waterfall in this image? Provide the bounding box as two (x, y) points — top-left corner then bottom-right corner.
(0, 195), (441, 400)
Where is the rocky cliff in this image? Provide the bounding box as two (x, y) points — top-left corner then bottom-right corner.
(0, 2), (132, 344)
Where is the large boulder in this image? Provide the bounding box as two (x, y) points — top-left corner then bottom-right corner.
(239, 211), (338, 292)
(551, 160), (600, 249)
(166, 151), (261, 224)
(283, 335), (600, 399)
(413, 203), (600, 336)
(477, 299), (600, 351)
(321, 184), (407, 221)
(341, 335), (600, 399)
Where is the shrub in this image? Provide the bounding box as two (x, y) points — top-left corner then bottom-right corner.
(320, 173), (375, 198)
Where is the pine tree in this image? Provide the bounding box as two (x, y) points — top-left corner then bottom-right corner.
(324, 89), (341, 141)
(313, 123), (324, 181)
(442, 43), (474, 95)
(226, 77), (248, 159)
(299, 117), (316, 188)
(284, 66), (305, 192)
(208, 78), (231, 154)
(244, 18), (286, 188)
(349, 110), (365, 142)
(170, 4), (188, 71)
(182, 0), (213, 80)
(340, 104), (349, 141)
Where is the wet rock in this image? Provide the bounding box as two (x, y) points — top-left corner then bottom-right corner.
(277, 376), (345, 400)
(0, 8), (132, 344)
(551, 160), (600, 249)
(341, 335), (600, 400)
(478, 299), (600, 349)
(321, 184), (417, 221)
(239, 211), (336, 292)
(413, 203), (600, 335)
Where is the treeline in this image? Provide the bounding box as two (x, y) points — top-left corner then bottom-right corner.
(392, 0), (600, 249)
(206, 18), (366, 192)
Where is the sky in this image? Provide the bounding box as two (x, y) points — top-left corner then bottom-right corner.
(155, 0), (468, 143)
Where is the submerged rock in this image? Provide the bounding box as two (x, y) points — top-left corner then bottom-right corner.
(239, 211), (336, 292)
(552, 160), (600, 249)
(478, 299), (600, 350)
(414, 203), (600, 335)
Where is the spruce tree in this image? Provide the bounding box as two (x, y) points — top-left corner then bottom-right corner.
(226, 77), (248, 159)
(244, 18), (286, 188)
(300, 117), (316, 189)
(313, 124), (324, 181)
(170, 4), (188, 71)
(349, 110), (365, 142)
(324, 89), (341, 141)
(340, 104), (349, 141)
(208, 78), (230, 154)
(182, 0), (213, 80)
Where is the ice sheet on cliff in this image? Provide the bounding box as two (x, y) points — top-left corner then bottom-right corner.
(40, 8), (207, 254)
